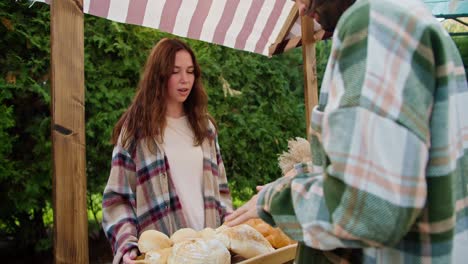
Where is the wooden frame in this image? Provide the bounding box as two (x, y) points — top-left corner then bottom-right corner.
(238, 244), (298, 264)
(301, 15), (319, 137)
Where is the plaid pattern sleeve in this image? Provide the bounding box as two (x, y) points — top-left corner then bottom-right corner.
(102, 144), (139, 264)
(102, 121), (233, 264)
(214, 132), (233, 217)
(258, 0), (468, 262)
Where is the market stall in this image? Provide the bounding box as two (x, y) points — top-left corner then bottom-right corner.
(43, 0), (323, 262)
(36, 0), (464, 263)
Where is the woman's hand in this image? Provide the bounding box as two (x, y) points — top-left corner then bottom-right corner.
(122, 248), (139, 264)
(224, 194), (259, 227)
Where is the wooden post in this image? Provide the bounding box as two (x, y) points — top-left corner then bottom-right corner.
(301, 15), (319, 137)
(50, 0), (88, 263)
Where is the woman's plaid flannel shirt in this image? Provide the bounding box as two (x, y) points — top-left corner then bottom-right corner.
(102, 121), (232, 264)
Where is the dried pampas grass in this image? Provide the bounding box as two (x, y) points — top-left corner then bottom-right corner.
(278, 137), (312, 175)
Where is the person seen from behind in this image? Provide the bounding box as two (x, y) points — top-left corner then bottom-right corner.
(225, 0), (468, 263)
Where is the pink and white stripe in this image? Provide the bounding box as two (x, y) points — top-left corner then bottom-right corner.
(39, 0), (305, 56)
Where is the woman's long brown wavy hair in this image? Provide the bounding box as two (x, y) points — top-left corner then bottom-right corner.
(111, 38), (213, 149)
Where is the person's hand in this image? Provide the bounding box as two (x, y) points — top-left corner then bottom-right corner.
(122, 248), (139, 264)
(295, 0), (313, 17)
(284, 168), (296, 178)
(224, 194), (259, 227)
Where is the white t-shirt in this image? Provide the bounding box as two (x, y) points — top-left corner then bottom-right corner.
(163, 116), (204, 230)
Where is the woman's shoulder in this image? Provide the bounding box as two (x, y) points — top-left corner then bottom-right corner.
(115, 126), (143, 154)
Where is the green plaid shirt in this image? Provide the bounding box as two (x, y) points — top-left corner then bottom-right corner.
(258, 0), (468, 263)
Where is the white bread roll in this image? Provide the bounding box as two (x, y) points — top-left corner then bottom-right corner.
(244, 218), (295, 248)
(167, 238), (230, 264)
(198, 227), (216, 240)
(138, 230), (173, 253)
(170, 228), (201, 244)
(216, 224), (274, 259)
(215, 225), (229, 233)
(145, 247), (172, 264)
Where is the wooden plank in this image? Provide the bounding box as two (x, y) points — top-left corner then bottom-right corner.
(269, 36), (302, 56)
(238, 244), (298, 264)
(269, 30), (326, 56)
(50, 0), (88, 263)
(301, 15), (319, 136)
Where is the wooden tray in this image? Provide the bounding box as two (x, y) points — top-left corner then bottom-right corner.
(135, 243), (298, 264)
(237, 243), (297, 264)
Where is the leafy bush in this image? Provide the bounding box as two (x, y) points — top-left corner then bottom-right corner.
(0, 1), (52, 253)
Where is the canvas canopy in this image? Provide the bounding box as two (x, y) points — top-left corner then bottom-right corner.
(37, 0), (324, 56)
(37, 1), (465, 55)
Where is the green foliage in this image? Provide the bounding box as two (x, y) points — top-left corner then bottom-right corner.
(83, 17), (167, 198)
(0, 0), (52, 252)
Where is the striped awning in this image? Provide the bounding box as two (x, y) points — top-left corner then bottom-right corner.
(37, 0), (325, 56)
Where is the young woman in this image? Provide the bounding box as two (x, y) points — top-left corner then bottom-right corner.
(102, 38), (232, 264)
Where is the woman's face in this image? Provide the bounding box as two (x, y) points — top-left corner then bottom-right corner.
(167, 50), (195, 106)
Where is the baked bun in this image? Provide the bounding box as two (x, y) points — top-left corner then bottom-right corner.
(244, 218), (295, 248)
(265, 229), (295, 249)
(216, 224), (274, 259)
(138, 230), (173, 253)
(167, 238), (230, 264)
(215, 224), (229, 233)
(170, 228), (201, 244)
(198, 227), (216, 240)
(145, 247), (172, 264)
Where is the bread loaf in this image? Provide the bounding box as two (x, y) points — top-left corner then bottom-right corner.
(198, 227), (216, 240)
(215, 224), (229, 233)
(170, 228), (201, 244)
(138, 247), (172, 264)
(244, 218), (295, 248)
(138, 230), (173, 253)
(167, 238), (230, 264)
(216, 224), (274, 259)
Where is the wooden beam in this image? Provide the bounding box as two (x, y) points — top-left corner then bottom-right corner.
(269, 36), (302, 56)
(50, 0), (88, 263)
(301, 15), (319, 137)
